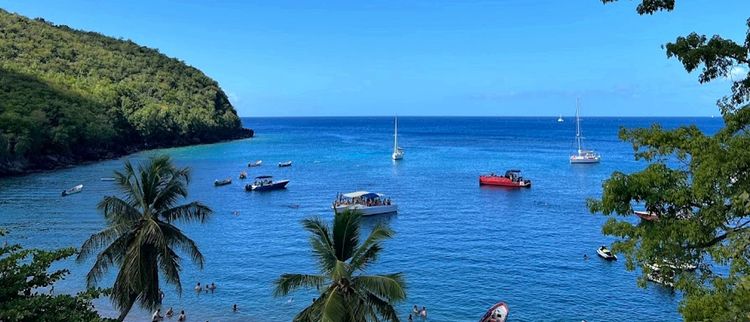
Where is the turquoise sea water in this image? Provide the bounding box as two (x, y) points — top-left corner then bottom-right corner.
(0, 117), (724, 321)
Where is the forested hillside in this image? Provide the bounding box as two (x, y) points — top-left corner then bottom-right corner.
(0, 9), (252, 175)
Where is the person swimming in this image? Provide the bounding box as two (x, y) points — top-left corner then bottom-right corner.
(166, 307), (174, 318)
(151, 309), (163, 322)
(194, 283), (201, 292)
(177, 310), (186, 322)
(232, 304), (238, 312)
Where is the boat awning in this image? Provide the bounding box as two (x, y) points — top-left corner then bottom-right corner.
(255, 175), (273, 179)
(342, 191), (383, 199)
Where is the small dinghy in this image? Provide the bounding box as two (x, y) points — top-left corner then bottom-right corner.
(214, 178), (232, 186)
(100, 177), (116, 181)
(62, 184), (83, 197)
(248, 160), (262, 167)
(479, 301), (509, 322)
(278, 161), (292, 167)
(597, 245), (617, 261)
(239, 171), (248, 179)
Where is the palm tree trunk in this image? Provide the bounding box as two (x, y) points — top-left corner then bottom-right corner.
(116, 293), (137, 322)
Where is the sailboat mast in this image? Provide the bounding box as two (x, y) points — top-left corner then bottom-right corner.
(393, 116), (398, 151)
(576, 98), (582, 154)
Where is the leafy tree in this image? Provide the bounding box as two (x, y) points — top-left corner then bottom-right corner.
(275, 210), (407, 322)
(590, 1), (750, 321)
(0, 229), (113, 322)
(76, 156), (212, 321)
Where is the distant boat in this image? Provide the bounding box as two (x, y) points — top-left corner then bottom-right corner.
(245, 175), (289, 191)
(278, 161), (292, 167)
(479, 301), (509, 322)
(61, 184), (83, 197)
(248, 160), (262, 167)
(214, 178), (232, 186)
(596, 245), (617, 260)
(333, 191), (397, 216)
(392, 116), (404, 160)
(239, 171), (248, 179)
(479, 170), (531, 188)
(634, 210), (658, 222)
(570, 98), (601, 164)
(100, 177), (116, 181)
(557, 115), (564, 122)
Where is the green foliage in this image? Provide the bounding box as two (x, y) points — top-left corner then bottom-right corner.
(0, 229), (113, 322)
(592, 1), (750, 321)
(76, 156), (212, 321)
(275, 210), (407, 322)
(0, 10), (250, 175)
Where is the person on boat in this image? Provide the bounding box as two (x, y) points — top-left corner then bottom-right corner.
(151, 309), (163, 321)
(166, 307), (174, 318)
(177, 310), (186, 322)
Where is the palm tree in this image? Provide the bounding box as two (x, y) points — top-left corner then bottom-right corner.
(77, 155), (212, 321)
(275, 210), (406, 322)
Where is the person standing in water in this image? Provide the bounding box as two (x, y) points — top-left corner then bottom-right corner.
(232, 304), (238, 312)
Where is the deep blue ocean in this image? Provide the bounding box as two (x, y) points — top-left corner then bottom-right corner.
(0, 117), (724, 321)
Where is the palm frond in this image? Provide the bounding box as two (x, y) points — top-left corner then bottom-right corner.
(351, 223), (393, 270)
(77, 223), (129, 262)
(84, 232), (133, 287)
(274, 273), (326, 297)
(320, 287), (347, 322)
(160, 202), (212, 224)
(362, 289), (401, 322)
(353, 274), (407, 302)
(159, 222), (205, 268)
(303, 217), (338, 273)
(332, 210), (361, 261)
(98, 196), (141, 225)
(157, 247), (182, 293)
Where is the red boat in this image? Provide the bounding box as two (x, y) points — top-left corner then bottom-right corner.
(479, 170), (531, 188)
(480, 301), (509, 322)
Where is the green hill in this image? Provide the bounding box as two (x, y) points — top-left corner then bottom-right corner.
(0, 9), (252, 176)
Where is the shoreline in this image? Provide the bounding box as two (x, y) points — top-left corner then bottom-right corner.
(0, 128), (254, 178)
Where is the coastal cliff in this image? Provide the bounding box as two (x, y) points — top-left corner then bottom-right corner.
(0, 9), (252, 176)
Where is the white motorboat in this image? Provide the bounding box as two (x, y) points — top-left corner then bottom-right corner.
(278, 161), (292, 167)
(100, 177), (115, 181)
(248, 160), (262, 167)
(596, 245), (617, 260)
(62, 184), (83, 197)
(333, 191), (398, 216)
(480, 301), (509, 322)
(392, 116), (404, 160)
(570, 98), (601, 164)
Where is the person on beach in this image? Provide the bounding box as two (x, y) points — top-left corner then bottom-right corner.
(232, 303), (238, 312)
(151, 309), (163, 321)
(195, 282), (201, 292)
(177, 310), (186, 321)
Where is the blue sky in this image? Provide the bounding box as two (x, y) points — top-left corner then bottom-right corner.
(2, 1), (748, 117)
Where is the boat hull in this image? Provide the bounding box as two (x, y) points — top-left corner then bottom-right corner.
(247, 180), (289, 191)
(333, 204), (398, 216)
(62, 184), (83, 196)
(570, 155), (600, 164)
(479, 176), (531, 188)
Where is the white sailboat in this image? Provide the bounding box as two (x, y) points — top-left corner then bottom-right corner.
(391, 116), (404, 160)
(557, 115), (564, 122)
(570, 99), (600, 164)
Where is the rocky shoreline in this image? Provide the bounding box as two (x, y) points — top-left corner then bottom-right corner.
(0, 128), (254, 177)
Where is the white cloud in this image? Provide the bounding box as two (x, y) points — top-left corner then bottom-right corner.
(727, 66), (747, 81)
